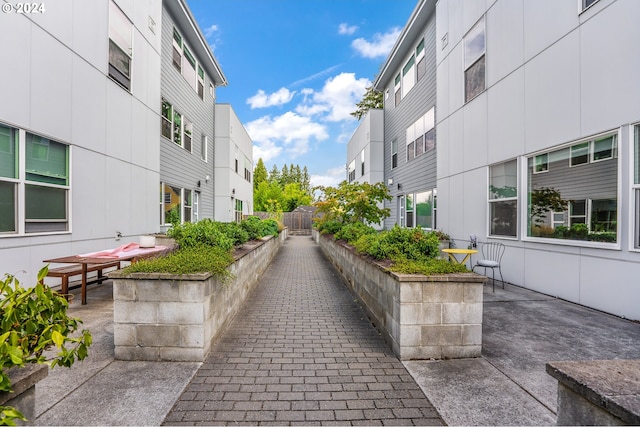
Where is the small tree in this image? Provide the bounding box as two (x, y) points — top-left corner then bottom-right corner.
(315, 181), (391, 227)
(350, 86), (383, 120)
(253, 158), (268, 191)
(530, 187), (567, 226)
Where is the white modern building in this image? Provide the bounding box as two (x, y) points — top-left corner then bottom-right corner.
(0, 1), (162, 283)
(435, 0), (640, 319)
(0, 0), (246, 286)
(214, 104), (254, 223)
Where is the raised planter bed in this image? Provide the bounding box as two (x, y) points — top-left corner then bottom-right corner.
(314, 230), (487, 360)
(0, 364), (48, 421)
(109, 230), (287, 362)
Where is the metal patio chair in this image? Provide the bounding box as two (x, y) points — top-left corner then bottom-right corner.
(472, 242), (505, 292)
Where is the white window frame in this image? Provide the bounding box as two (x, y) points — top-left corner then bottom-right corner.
(464, 16), (486, 103)
(108, 0), (133, 91)
(201, 134), (208, 162)
(630, 123), (640, 250)
(0, 124), (71, 236)
(488, 159), (518, 239)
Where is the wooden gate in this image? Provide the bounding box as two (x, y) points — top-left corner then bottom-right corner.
(252, 211), (314, 235)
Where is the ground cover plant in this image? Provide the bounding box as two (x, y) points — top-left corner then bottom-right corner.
(314, 181), (466, 275)
(123, 217), (279, 277)
(0, 267), (92, 425)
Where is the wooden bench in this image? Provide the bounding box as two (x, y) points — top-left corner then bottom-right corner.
(42, 261), (122, 298)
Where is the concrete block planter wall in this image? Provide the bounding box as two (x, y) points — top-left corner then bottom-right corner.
(110, 230), (287, 362)
(0, 364), (48, 421)
(315, 231), (487, 360)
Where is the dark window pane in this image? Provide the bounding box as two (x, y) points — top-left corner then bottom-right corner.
(25, 184), (67, 220)
(0, 181), (16, 233)
(465, 55), (485, 102)
(490, 200), (517, 237)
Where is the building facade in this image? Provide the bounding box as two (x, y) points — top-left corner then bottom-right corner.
(373, 0), (439, 231)
(160, 0), (227, 228)
(0, 1), (162, 282)
(214, 104), (254, 223)
(435, 0), (640, 319)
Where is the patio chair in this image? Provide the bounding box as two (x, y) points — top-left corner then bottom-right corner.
(472, 242), (505, 292)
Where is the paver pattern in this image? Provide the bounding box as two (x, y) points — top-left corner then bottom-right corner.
(164, 235), (444, 426)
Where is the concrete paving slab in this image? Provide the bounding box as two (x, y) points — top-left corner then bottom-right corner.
(404, 358), (556, 426)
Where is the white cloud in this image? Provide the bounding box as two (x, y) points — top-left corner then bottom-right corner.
(338, 22), (358, 35)
(351, 27), (401, 58)
(247, 88), (295, 109)
(290, 65), (342, 87)
(310, 166), (346, 188)
(203, 24), (219, 39)
(245, 112), (329, 160)
(296, 73), (370, 122)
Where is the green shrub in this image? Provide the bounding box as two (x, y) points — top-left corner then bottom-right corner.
(123, 246), (234, 280)
(353, 225), (441, 270)
(240, 216), (265, 240)
(214, 221), (249, 246)
(167, 219), (234, 251)
(391, 258), (469, 275)
(1, 267), (92, 424)
(334, 222), (376, 244)
(317, 220), (343, 235)
(261, 219), (279, 236)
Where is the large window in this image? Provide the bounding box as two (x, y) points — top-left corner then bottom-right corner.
(161, 99), (191, 152)
(402, 55), (415, 98)
(406, 107), (435, 162)
(464, 17), (485, 102)
(489, 160), (517, 237)
(108, 0), (133, 91)
(161, 183), (195, 225)
(633, 125), (640, 248)
(400, 189), (437, 229)
(0, 123), (70, 235)
(172, 27), (205, 99)
(527, 132), (618, 243)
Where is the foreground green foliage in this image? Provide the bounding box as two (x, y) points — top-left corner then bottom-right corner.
(353, 225), (440, 262)
(130, 217), (279, 278)
(124, 246), (234, 279)
(391, 258), (468, 275)
(0, 267), (92, 425)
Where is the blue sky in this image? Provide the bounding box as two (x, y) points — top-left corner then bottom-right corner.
(186, 0), (416, 187)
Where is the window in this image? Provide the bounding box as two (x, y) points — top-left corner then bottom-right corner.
(244, 156), (252, 182)
(464, 17), (485, 102)
(201, 135), (208, 162)
(405, 194), (414, 227)
(415, 190), (435, 229)
(582, 0), (599, 11)
(402, 55), (415, 98)
(489, 159), (517, 237)
(193, 192), (200, 222)
(360, 150), (365, 176)
(161, 183), (195, 225)
(183, 118), (193, 152)
(394, 73), (401, 107)
(234, 146), (239, 173)
(391, 139), (398, 169)
(235, 199), (243, 223)
(348, 160), (356, 182)
(570, 142), (589, 166)
(634, 125), (640, 248)
(197, 66), (205, 100)
(527, 132), (618, 243)
(406, 107), (435, 162)
(183, 189), (193, 223)
(108, 0), (133, 91)
(161, 99), (172, 139)
(0, 124), (70, 234)
(416, 38), (426, 82)
(534, 153), (548, 173)
(172, 27), (203, 97)
(398, 196), (405, 226)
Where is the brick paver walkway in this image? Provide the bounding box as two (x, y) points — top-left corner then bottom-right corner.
(164, 235), (444, 426)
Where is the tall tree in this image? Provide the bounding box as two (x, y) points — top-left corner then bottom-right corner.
(268, 164), (280, 184)
(350, 86), (383, 120)
(280, 164), (290, 186)
(253, 158), (268, 190)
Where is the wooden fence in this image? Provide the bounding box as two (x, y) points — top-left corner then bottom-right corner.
(252, 211), (314, 235)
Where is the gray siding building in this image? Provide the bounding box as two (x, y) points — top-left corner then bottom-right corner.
(160, 0), (227, 228)
(374, 0), (438, 231)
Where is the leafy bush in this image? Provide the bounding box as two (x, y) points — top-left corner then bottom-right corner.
(240, 216), (265, 240)
(354, 225), (440, 262)
(391, 258), (469, 275)
(123, 246), (234, 280)
(261, 219), (279, 236)
(1, 267), (92, 424)
(317, 220), (343, 235)
(167, 219), (234, 251)
(214, 221), (249, 246)
(334, 222), (376, 244)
